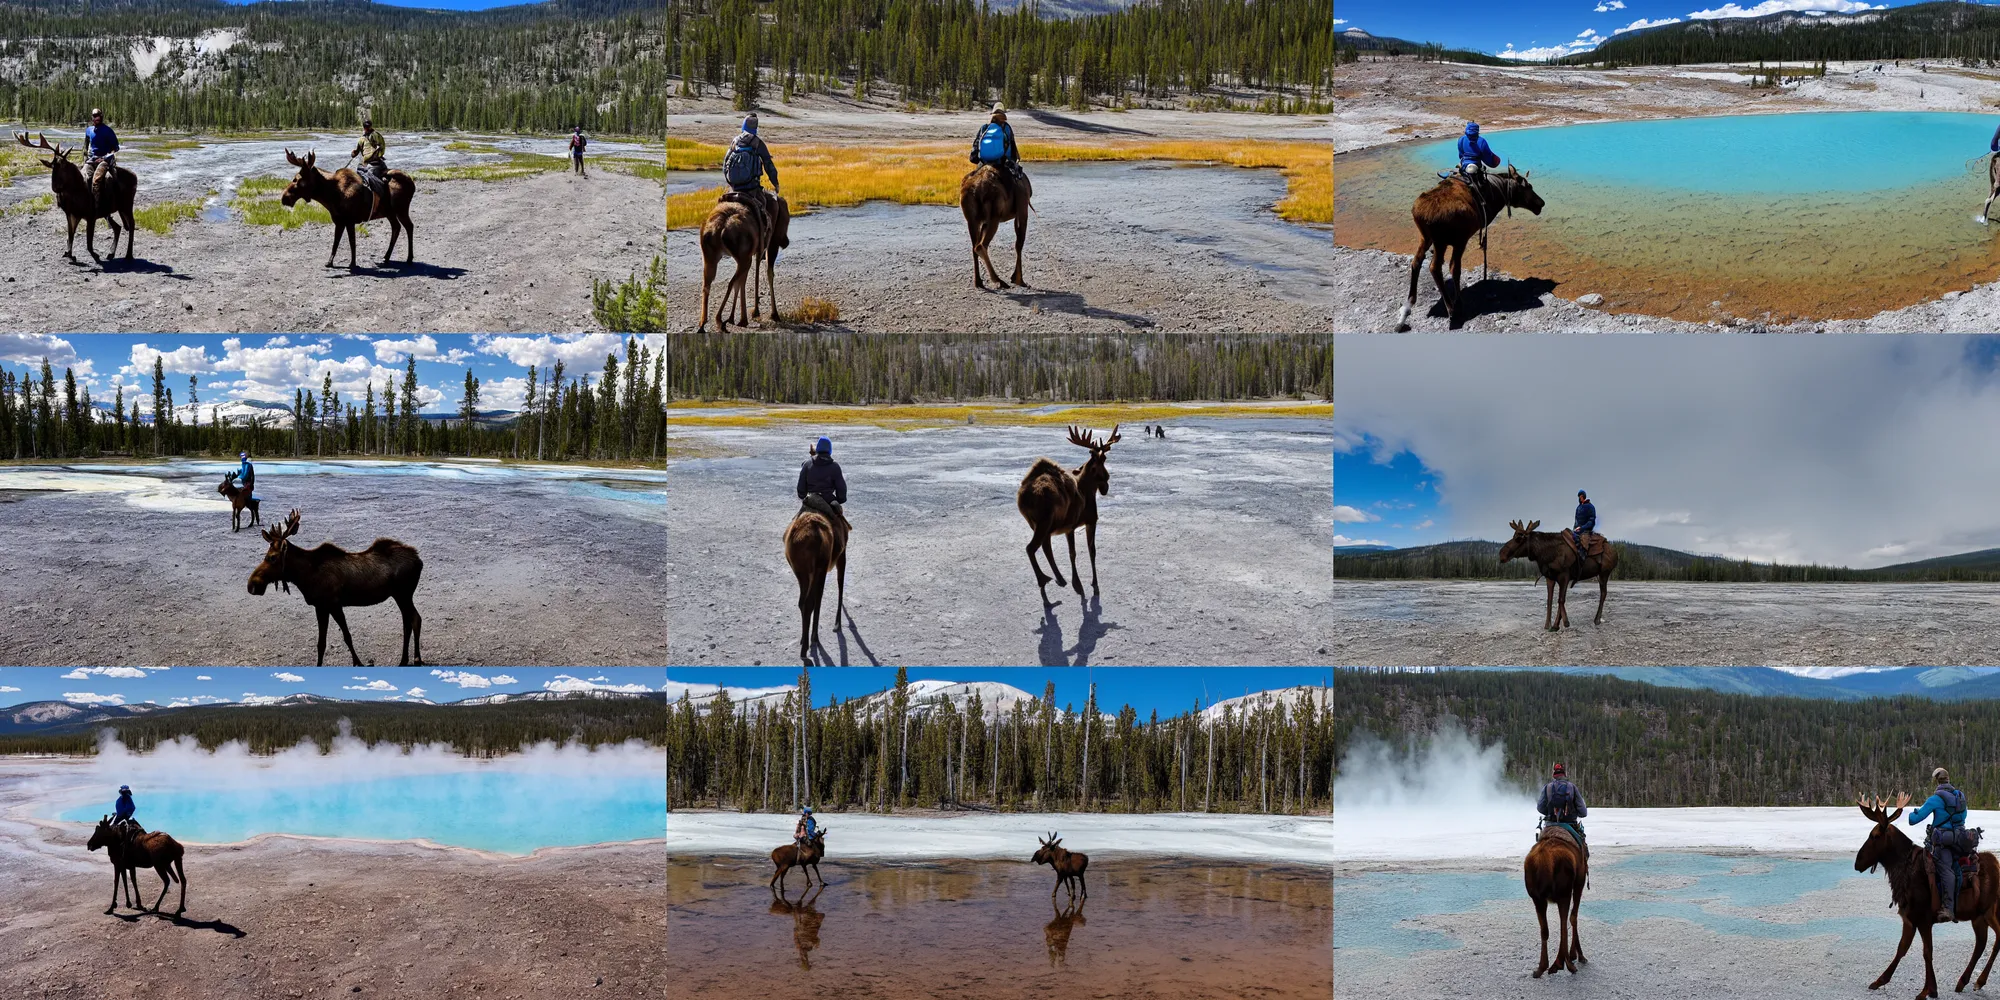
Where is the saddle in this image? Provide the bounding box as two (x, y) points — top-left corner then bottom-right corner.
(1923, 849), (1984, 920)
(1539, 823), (1583, 852)
(719, 188), (771, 244)
(798, 493), (851, 532)
(1562, 529), (1609, 559)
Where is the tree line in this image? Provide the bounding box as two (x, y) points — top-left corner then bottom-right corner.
(667, 333), (1332, 403)
(1335, 669), (2000, 807)
(1571, 1), (2000, 68)
(2, 0), (666, 133)
(671, 0), (1333, 111)
(0, 337), (667, 465)
(1334, 540), (2000, 583)
(669, 668), (1335, 814)
(0, 695), (672, 757)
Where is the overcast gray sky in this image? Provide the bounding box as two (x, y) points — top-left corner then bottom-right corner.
(1336, 334), (2000, 568)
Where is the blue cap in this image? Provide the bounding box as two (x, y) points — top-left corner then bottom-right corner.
(1577, 489), (1587, 495)
(803, 806), (814, 814)
(1465, 121), (1480, 134)
(119, 785), (130, 792)
(815, 437), (831, 456)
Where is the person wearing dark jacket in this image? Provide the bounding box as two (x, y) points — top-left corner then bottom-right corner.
(114, 785), (136, 824)
(1572, 490), (1598, 560)
(798, 437), (846, 523)
(1538, 763), (1588, 856)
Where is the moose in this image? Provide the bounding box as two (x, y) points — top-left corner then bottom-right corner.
(280, 148), (417, 270)
(1498, 518), (1619, 631)
(960, 162), (1032, 289)
(1524, 821), (1588, 978)
(770, 827), (828, 891)
(1855, 793), (2000, 998)
(784, 498), (847, 666)
(1017, 425), (1121, 607)
(87, 816), (187, 916)
(1032, 831), (1089, 900)
(1393, 165), (1544, 331)
(247, 509), (425, 666)
(217, 472), (260, 532)
(14, 131), (137, 262)
(697, 193), (791, 331)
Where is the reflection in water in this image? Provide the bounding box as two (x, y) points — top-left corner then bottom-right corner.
(768, 884), (827, 970)
(1044, 896), (1087, 967)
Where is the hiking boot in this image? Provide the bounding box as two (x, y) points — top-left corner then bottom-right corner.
(1938, 908), (1956, 923)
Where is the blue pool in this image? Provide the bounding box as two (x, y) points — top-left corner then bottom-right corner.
(60, 770), (666, 855)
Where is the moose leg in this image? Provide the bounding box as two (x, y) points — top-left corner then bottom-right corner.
(808, 571), (826, 659)
(173, 856), (186, 916)
(1396, 237), (1430, 331)
(150, 865), (172, 913)
(1595, 576), (1608, 625)
(1011, 210), (1027, 287)
(1875, 919), (1917, 989)
(1556, 580), (1572, 630)
(1532, 893), (1551, 978)
(969, 216), (987, 289)
(1978, 909), (2000, 988)
(1042, 534), (1066, 589)
(85, 216), (102, 261)
(1569, 889), (1586, 964)
(1544, 578), (1556, 631)
(1027, 533), (1055, 603)
(980, 222), (1010, 289)
(1085, 521), (1100, 595)
(315, 608), (332, 666)
(328, 607), (365, 667)
(1924, 923), (1940, 999)
(1958, 919), (1985, 992)
(1426, 243), (1451, 317)
(1556, 888), (1574, 974)
(347, 224), (360, 270)
(394, 592), (422, 666)
(1078, 870), (1087, 899)
(107, 864), (123, 913)
(64, 214), (80, 260)
(765, 244), (781, 324)
(834, 551), (846, 631)
(1065, 532), (1085, 597)
(383, 216), (401, 264)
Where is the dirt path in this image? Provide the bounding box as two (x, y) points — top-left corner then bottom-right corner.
(0, 460), (666, 666)
(0, 768), (660, 1000)
(667, 418), (1333, 666)
(0, 170), (662, 333)
(1332, 579), (2000, 665)
(669, 161), (1332, 333)
(672, 856), (1330, 999)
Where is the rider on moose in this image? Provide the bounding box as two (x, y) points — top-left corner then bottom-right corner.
(350, 118), (389, 209)
(1572, 490), (1598, 559)
(793, 806), (818, 857)
(797, 437), (847, 524)
(1457, 121), (1500, 177)
(723, 114), (780, 229)
(1539, 763), (1589, 857)
(1910, 766), (1972, 922)
(84, 108), (119, 198)
(971, 103), (1024, 186)
(114, 784), (136, 825)
(236, 451), (256, 495)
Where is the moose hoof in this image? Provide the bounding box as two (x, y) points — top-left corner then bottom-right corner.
(1533, 969), (1545, 979)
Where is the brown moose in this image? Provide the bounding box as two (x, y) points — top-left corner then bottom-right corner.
(960, 164), (1031, 289)
(1524, 823), (1587, 978)
(247, 509), (424, 666)
(87, 816), (187, 916)
(1017, 426), (1120, 606)
(770, 827), (828, 892)
(1498, 518), (1618, 631)
(14, 131), (137, 262)
(1394, 165), (1544, 330)
(218, 472), (260, 532)
(784, 501), (846, 666)
(1856, 793), (2000, 998)
(1032, 831), (1088, 900)
(279, 149), (417, 269)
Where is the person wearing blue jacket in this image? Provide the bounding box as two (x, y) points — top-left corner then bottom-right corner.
(113, 784), (135, 825)
(792, 806), (818, 858)
(1539, 763), (1589, 856)
(971, 103), (1023, 185)
(1571, 490), (1598, 561)
(1910, 767), (1971, 922)
(1458, 121), (1501, 175)
(236, 451), (255, 497)
(84, 108), (120, 199)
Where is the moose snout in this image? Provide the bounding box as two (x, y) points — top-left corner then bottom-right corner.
(280, 192), (298, 208)
(247, 578), (267, 596)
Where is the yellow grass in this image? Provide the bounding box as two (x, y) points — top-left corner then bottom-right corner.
(663, 139), (1330, 229)
(1, 142), (44, 185)
(791, 296), (841, 324)
(667, 400), (1330, 429)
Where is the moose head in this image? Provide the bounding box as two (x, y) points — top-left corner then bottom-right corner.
(1854, 792), (1912, 873)
(249, 509), (303, 595)
(1497, 164), (1546, 216)
(14, 132), (82, 187)
(1066, 426), (1121, 496)
(1032, 831), (1065, 865)
(280, 149), (321, 208)
(1498, 519), (1542, 563)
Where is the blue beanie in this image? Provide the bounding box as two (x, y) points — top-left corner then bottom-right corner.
(743, 114), (759, 134)
(1465, 121), (1480, 135)
(816, 437), (831, 456)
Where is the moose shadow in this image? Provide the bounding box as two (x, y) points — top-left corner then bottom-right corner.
(829, 613), (882, 667)
(1043, 896), (1087, 967)
(1037, 595), (1119, 666)
(1022, 110), (1156, 137)
(768, 884), (826, 971)
(330, 261), (468, 281)
(69, 256), (185, 278)
(1001, 289), (1155, 330)
(114, 910), (246, 938)
(1424, 275), (1559, 329)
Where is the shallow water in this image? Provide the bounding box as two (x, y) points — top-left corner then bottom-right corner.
(670, 858), (1329, 998)
(0, 460), (665, 514)
(57, 770), (666, 855)
(1335, 111), (2000, 321)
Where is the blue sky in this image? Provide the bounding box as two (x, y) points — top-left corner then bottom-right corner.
(224, 0), (542, 9)
(0, 668), (662, 709)
(1334, 441), (1442, 549)
(1337, 0), (1898, 61)
(667, 668), (1332, 719)
(0, 334), (663, 420)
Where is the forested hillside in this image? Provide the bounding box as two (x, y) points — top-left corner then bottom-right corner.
(1, 337), (667, 463)
(1335, 540), (2000, 582)
(669, 0), (1333, 111)
(669, 669), (1334, 814)
(1335, 669), (2000, 807)
(0, 0), (666, 132)
(665, 333), (1332, 403)
(1571, 1), (2000, 67)
(0, 694), (671, 756)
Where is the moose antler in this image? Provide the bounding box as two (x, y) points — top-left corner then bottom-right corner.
(1508, 519), (1524, 532)
(283, 509), (302, 538)
(283, 148), (318, 169)
(1065, 426), (1095, 450)
(1526, 519), (1541, 531)
(1102, 425), (1120, 448)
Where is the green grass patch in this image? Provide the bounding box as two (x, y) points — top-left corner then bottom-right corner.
(592, 254), (668, 332)
(1, 143), (46, 186)
(233, 175), (332, 229)
(4, 193), (55, 217)
(133, 194), (210, 235)
(415, 144), (570, 182)
(600, 156), (666, 182)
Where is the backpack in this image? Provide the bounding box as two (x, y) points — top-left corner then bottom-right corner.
(1545, 780), (1577, 821)
(978, 122), (1008, 163)
(723, 139), (762, 187)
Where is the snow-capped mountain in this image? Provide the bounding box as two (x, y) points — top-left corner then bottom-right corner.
(0, 701), (163, 736)
(1201, 685), (1333, 723)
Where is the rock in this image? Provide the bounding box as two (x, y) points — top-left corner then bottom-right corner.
(1944, 290), (1963, 300)
(1576, 293), (1604, 306)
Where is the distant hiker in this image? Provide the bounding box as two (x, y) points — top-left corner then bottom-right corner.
(83, 107), (120, 200)
(798, 437), (847, 526)
(793, 806), (818, 858)
(114, 784), (135, 825)
(1538, 763), (1588, 858)
(971, 103), (1025, 188)
(570, 125), (589, 176)
(1571, 490), (1598, 560)
(722, 114), (780, 236)
(350, 117), (389, 212)
(1456, 121), (1500, 178)
(1910, 767), (1973, 922)
(236, 451), (256, 497)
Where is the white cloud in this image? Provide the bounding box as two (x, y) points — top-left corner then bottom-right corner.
(342, 680), (399, 692)
(372, 336), (473, 365)
(405, 686), (428, 699)
(165, 695), (232, 708)
(0, 686), (20, 693)
(1499, 37), (1602, 60)
(60, 666), (149, 680)
(1687, 0), (1881, 18)
(1334, 535), (1390, 548)
(1577, 28), (1601, 39)
(429, 670), (520, 689)
(545, 674), (653, 694)
(477, 334), (665, 370)
(1333, 505), (1381, 524)
(239, 693), (284, 706)
(196, 675), (213, 681)
(63, 692), (125, 706)
(1593, 0), (1625, 10)
(272, 672), (305, 683)
(1334, 17), (1347, 23)
(0, 334), (80, 365)
(1614, 15), (1683, 32)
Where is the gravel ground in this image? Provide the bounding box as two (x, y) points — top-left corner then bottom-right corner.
(672, 856), (1331, 999)
(667, 417), (1333, 666)
(669, 99), (1333, 144)
(1332, 850), (2000, 1000)
(1331, 580), (2000, 666)
(670, 160), (1332, 334)
(0, 460), (666, 666)
(0, 170), (662, 333)
(0, 765), (661, 1000)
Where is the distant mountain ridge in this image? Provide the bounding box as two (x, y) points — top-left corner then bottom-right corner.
(1572, 1), (2000, 67)
(1517, 667), (2000, 701)
(1337, 539), (2000, 582)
